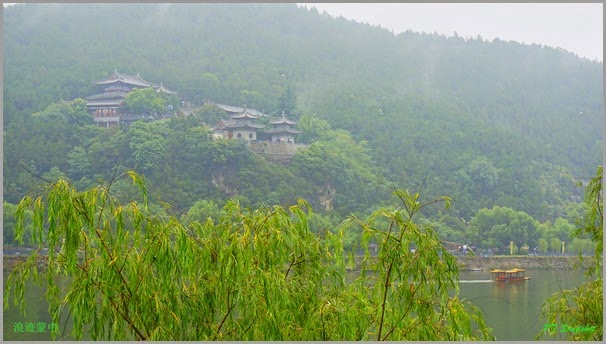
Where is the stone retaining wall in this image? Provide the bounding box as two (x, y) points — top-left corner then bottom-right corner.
(456, 255), (595, 270)
(249, 142), (306, 162)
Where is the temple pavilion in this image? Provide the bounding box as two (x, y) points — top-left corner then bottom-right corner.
(86, 70), (176, 127)
(212, 106), (301, 144)
(265, 111), (301, 143)
(212, 105), (266, 141)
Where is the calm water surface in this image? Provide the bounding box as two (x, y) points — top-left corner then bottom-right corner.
(458, 269), (589, 341)
(3, 268), (589, 341)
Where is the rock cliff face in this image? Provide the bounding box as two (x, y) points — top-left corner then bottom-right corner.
(318, 182), (336, 211)
(211, 173), (237, 196)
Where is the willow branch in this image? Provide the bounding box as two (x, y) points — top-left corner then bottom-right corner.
(381, 280), (423, 340)
(377, 261), (393, 341)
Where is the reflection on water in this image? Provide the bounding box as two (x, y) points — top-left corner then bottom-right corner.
(3, 275), (77, 341)
(3, 268), (589, 341)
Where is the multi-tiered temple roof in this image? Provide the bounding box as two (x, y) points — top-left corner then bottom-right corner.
(215, 103), (267, 118)
(85, 70), (176, 127)
(91, 70), (176, 94)
(265, 111), (301, 143)
(213, 106), (265, 140)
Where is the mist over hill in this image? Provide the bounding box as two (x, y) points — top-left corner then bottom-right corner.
(3, 3), (603, 229)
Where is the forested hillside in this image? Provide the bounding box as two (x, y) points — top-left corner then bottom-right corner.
(3, 3), (602, 253)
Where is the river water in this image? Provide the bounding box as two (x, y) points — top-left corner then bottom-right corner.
(2, 268), (590, 341)
(457, 269), (590, 341)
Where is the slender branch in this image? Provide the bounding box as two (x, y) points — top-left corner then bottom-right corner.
(73, 261), (146, 340)
(377, 261), (393, 341)
(216, 290), (235, 337)
(419, 197), (449, 211)
(417, 174), (428, 202)
(321, 304), (326, 341)
(400, 315), (431, 339)
(391, 185), (410, 217)
(381, 280), (423, 340)
(285, 256), (297, 280)
(104, 287), (147, 340)
(61, 305), (72, 338)
(19, 162), (54, 184)
(96, 164), (120, 225)
(72, 180), (135, 308)
(285, 255), (313, 280)
(596, 189), (603, 223)
(92, 222), (132, 298)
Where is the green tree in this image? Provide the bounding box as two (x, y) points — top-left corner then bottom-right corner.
(124, 87), (166, 116)
(180, 200), (224, 225)
(276, 85), (297, 117)
(538, 166), (602, 341)
(549, 237), (563, 253)
(127, 121), (166, 173)
(336, 188), (492, 340)
(3, 202), (33, 246)
(552, 218), (574, 241)
(66, 146), (91, 180)
(291, 128), (384, 213)
(5, 173), (493, 340)
(42, 167), (69, 183)
(296, 113), (332, 144)
(570, 238), (595, 256)
(468, 206), (540, 250)
(190, 103), (228, 125)
(466, 156), (501, 195)
(537, 238), (549, 253)
(67, 98), (94, 125)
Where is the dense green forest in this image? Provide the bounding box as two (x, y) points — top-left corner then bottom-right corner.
(3, 3), (603, 254)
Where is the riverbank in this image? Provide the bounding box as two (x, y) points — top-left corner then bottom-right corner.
(3, 252), (46, 272)
(456, 255), (595, 271)
(3, 251), (595, 273)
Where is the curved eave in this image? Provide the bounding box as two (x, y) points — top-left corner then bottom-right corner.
(270, 119), (298, 125)
(93, 72), (153, 88)
(215, 104), (267, 117)
(225, 123), (265, 129)
(86, 92), (128, 100)
(156, 87), (177, 94)
(231, 113), (260, 120)
(266, 128), (301, 134)
(215, 103), (242, 113)
(86, 100), (123, 107)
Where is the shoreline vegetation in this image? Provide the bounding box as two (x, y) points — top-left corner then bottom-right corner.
(3, 166), (600, 340)
(3, 250), (593, 273)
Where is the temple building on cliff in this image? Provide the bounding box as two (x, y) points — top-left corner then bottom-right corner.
(265, 111), (301, 143)
(212, 105), (266, 141)
(212, 106), (301, 144)
(86, 70), (176, 127)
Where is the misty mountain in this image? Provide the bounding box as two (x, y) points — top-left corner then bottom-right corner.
(3, 2), (602, 222)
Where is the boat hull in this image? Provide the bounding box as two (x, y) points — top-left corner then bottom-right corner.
(493, 277), (530, 282)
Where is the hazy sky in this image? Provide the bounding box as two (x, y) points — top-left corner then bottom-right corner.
(3, 2), (603, 62)
(299, 3), (603, 62)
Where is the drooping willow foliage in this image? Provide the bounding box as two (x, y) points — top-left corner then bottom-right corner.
(537, 165), (603, 341)
(5, 172), (494, 340)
